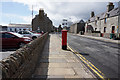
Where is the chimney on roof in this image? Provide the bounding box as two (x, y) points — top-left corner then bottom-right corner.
(107, 2), (114, 12)
(39, 8), (44, 17)
(91, 11), (95, 18)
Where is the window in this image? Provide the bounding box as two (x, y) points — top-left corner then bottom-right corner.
(104, 27), (106, 33)
(10, 28), (12, 32)
(15, 28), (17, 32)
(107, 14), (110, 18)
(95, 28), (97, 31)
(23, 31), (30, 34)
(95, 20), (97, 25)
(104, 18), (107, 24)
(97, 17), (100, 20)
(18, 31), (23, 34)
(2, 33), (15, 38)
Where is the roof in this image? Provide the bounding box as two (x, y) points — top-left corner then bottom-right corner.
(79, 19), (85, 23)
(8, 23), (31, 28)
(88, 7), (119, 22)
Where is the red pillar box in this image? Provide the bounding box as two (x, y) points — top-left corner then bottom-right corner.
(62, 30), (67, 50)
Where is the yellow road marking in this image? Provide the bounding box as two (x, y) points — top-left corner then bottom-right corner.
(75, 50), (104, 76)
(68, 45), (105, 80)
(58, 35), (107, 80)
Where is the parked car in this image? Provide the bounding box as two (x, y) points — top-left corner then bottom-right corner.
(18, 31), (41, 40)
(0, 31), (32, 48)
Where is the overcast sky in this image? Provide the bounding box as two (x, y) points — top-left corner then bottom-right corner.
(0, 0), (119, 27)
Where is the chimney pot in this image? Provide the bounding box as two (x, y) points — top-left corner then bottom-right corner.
(107, 2), (114, 12)
(91, 11), (95, 18)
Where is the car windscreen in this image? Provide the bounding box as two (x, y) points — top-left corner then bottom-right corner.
(27, 31), (34, 34)
(11, 32), (24, 38)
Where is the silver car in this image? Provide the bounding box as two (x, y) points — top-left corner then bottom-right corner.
(18, 31), (41, 40)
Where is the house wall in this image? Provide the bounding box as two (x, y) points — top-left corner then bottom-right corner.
(70, 23), (85, 34)
(32, 10), (53, 32)
(87, 16), (118, 34)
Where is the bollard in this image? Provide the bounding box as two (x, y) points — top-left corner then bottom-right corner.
(62, 30), (67, 50)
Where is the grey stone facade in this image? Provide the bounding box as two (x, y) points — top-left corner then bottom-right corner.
(69, 20), (85, 34)
(32, 9), (53, 32)
(86, 2), (119, 35)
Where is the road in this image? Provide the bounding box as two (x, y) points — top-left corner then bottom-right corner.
(66, 33), (119, 78)
(0, 49), (17, 61)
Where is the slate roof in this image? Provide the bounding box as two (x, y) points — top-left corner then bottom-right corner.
(88, 7), (119, 22)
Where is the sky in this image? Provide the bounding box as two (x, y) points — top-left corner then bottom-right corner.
(0, 0), (119, 27)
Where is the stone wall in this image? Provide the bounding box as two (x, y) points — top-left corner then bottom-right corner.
(0, 33), (49, 79)
(85, 33), (120, 39)
(85, 33), (101, 37)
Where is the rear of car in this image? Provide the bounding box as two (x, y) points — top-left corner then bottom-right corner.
(18, 31), (41, 40)
(0, 31), (32, 48)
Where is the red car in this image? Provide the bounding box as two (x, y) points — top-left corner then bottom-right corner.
(0, 31), (32, 48)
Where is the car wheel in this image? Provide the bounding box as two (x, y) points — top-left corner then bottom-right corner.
(19, 42), (25, 48)
(32, 36), (37, 40)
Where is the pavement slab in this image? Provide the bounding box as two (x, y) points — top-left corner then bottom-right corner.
(32, 34), (96, 79)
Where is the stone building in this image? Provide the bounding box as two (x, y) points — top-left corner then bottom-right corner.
(32, 9), (53, 32)
(57, 25), (63, 32)
(69, 20), (85, 34)
(86, 2), (119, 38)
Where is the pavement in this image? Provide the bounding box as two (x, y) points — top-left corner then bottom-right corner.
(75, 34), (120, 44)
(32, 34), (96, 79)
(0, 49), (16, 61)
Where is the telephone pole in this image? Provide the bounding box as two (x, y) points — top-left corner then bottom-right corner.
(32, 5), (33, 19)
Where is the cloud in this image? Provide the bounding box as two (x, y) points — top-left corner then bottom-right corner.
(2, 0), (119, 26)
(0, 22), (8, 26)
(2, 13), (32, 24)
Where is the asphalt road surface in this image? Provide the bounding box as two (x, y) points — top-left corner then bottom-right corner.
(66, 33), (119, 78)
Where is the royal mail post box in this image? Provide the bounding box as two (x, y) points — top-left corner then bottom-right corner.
(62, 30), (67, 50)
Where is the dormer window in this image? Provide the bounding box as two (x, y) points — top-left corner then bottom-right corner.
(97, 17), (100, 20)
(88, 20), (90, 22)
(107, 14), (110, 18)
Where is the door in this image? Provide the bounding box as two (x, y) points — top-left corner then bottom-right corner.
(2, 33), (19, 48)
(112, 26), (115, 33)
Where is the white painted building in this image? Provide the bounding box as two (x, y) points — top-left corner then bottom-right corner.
(86, 2), (119, 34)
(7, 23), (32, 32)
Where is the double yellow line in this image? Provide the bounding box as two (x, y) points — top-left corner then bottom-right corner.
(58, 35), (106, 80)
(68, 46), (105, 80)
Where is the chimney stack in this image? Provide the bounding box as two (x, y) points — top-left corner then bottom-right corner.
(107, 2), (114, 12)
(91, 11), (95, 18)
(39, 8), (44, 17)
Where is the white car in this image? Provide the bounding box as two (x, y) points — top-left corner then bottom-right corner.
(18, 31), (41, 40)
